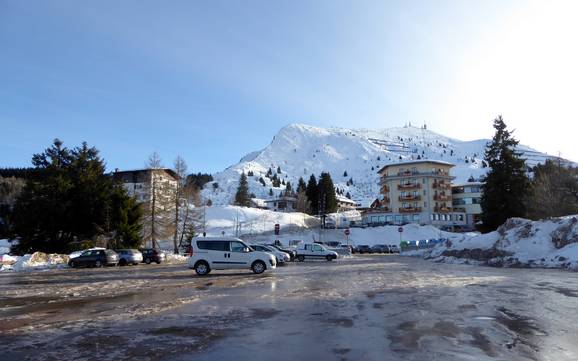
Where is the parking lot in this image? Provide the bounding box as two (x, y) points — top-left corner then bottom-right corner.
(2, 255), (578, 360)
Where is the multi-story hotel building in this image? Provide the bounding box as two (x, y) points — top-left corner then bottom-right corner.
(452, 182), (483, 228)
(367, 160), (466, 227)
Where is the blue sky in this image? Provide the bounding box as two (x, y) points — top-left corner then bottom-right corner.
(1, 0), (577, 173)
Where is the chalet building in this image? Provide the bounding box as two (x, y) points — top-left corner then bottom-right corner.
(264, 196), (297, 212)
(452, 182), (484, 228)
(374, 160), (466, 227)
(336, 196), (357, 212)
(112, 168), (179, 206)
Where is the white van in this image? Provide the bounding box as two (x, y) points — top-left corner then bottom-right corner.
(188, 237), (277, 275)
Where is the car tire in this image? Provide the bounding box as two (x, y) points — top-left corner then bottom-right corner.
(297, 255), (305, 262)
(251, 260), (266, 274)
(119, 259), (127, 266)
(194, 261), (210, 276)
(156, 261), (161, 264)
(69, 260), (75, 268)
(145, 258), (151, 264)
(95, 260), (102, 268)
(326, 255), (333, 262)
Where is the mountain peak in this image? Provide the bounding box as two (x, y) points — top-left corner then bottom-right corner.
(202, 123), (559, 207)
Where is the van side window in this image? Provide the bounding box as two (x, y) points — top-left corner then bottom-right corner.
(230, 241), (246, 252)
(197, 241), (230, 251)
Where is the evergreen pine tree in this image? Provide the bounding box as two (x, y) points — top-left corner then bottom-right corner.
(12, 140), (141, 253)
(285, 181), (293, 195)
(297, 177), (307, 193)
(343, 171), (348, 177)
(234, 172), (251, 207)
(259, 177), (266, 186)
(277, 166), (282, 174)
(269, 188), (274, 197)
(481, 116), (530, 230)
(305, 174), (318, 215)
(317, 172), (338, 214)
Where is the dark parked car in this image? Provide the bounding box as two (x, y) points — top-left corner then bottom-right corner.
(68, 249), (118, 268)
(357, 245), (372, 254)
(371, 244), (389, 254)
(140, 248), (166, 264)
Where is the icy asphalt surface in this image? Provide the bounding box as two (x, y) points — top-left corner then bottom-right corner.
(1, 256), (578, 361)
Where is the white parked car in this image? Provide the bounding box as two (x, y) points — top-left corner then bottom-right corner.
(295, 243), (339, 262)
(188, 237), (277, 275)
(249, 244), (290, 264)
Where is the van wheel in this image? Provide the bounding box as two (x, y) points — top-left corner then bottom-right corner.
(195, 261), (210, 276)
(252, 260), (266, 274)
(326, 255), (334, 261)
(297, 255), (305, 262)
(145, 258), (152, 264)
(95, 260), (102, 268)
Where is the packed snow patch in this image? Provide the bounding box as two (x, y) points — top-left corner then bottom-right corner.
(415, 216), (578, 270)
(9, 252), (70, 272)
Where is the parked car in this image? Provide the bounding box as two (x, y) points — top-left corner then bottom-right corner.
(267, 244), (296, 261)
(389, 245), (400, 253)
(371, 244), (389, 254)
(69, 247), (105, 259)
(357, 245), (373, 254)
(188, 237), (276, 275)
(140, 248), (166, 264)
(295, 243), (338, 262)
(116, 249), (143, 266)
(339, 244), (353, 254)
(68, 249), (118, 268)
(250, 244), (290, 264)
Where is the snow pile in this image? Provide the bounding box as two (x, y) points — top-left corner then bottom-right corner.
(10, 252), (70, 272)
(0, 254), (17, 265)
(164, 252), (188, 263)
(419, 216), (578, 270)
(202, 123), (559, 207)
(0, 239), (12, 255)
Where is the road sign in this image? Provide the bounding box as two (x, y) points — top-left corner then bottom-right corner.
(274, 223), (280, 235)
(398, 227), (404, 233)
(344, 229), (350, 236)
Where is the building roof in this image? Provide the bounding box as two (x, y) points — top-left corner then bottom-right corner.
(112, 168), (180, 180)
(336, 196), (356, 204)
(264, 196), (297, 203)
(377, 160), (455, 174)
(452, 181), (485, 187)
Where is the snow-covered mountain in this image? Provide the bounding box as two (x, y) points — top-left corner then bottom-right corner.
(202, 123), (565, 206)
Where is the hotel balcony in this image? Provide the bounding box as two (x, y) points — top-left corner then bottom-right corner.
(399, 195), (421, 202)
(434, 206), (452, 213)
(399, 207), (422, 213)
(380, 184), (390, 193)
(433, 182), (451, 190)
(397, 183), (421, 190)
(433, 194), (451, 201)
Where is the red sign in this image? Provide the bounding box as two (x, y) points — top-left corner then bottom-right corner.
(398, 227), (404, 233)
(344, 229), (350, 236)
(274, 224), (280, 235)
